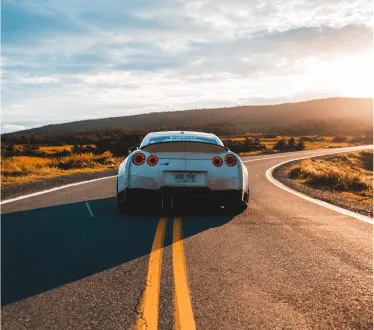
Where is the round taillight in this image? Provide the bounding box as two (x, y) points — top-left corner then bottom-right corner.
(147, 155), (158, 166)
(212, 156), (223, 167)
(132, 153), (145, 165)
(224, 154), (237, 166)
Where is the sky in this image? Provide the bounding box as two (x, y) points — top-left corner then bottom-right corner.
(1, 0), (373, 133)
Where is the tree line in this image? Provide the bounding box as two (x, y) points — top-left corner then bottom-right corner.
(1, 135), (307, 158)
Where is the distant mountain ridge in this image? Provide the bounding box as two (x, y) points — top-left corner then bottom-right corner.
(3, 97), (373, 138)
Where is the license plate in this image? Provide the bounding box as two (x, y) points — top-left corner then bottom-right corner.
(174, 172), (196, 184)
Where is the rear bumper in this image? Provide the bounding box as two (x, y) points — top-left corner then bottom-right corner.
(120, 187), (246, 203)
(129, 174), (240, 191)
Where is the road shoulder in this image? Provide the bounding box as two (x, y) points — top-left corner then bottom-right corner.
(272, 154), (373, 218)
(1, 170), (117, 201)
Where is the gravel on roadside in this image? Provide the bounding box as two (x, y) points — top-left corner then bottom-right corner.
(1, 170), (117, 201)
(272, 154), (373, 218)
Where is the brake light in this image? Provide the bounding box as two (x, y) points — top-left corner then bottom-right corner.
(224, 154), (237, 166)
(132, 153), (145, 165)
(212, 156), (223, 167)
(147, 155), (158, 166)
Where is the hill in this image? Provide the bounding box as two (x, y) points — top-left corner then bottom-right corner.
(2, 98), (372, 144)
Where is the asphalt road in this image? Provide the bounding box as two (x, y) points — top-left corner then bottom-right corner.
(1, 146), (373, 330)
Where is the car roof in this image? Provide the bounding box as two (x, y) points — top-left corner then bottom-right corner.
(140, 131), (224, 148)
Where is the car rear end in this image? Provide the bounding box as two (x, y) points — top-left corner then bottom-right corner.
(124, 140), (247, 208)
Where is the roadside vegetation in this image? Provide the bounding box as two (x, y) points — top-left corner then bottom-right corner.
(1, 151), (121, 186)
(221, 135), (368, 156)
(0, 134), (370, 187)
(288, 151), (373, 207)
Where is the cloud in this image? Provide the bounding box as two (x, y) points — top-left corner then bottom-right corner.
(1, 0), (373, 129)
(1, 124), (28, 134)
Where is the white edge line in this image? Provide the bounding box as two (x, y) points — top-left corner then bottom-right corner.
(244, 153), (307, 163)
(0, 175), (118, 205)
(265, 150), (374, 225)
(85, 201), (95, 218)
(243, 145), (373, 163)
(0, 145), (371, 206)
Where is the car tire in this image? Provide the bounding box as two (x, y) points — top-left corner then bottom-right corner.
(244, 189), (249, 203)
(117, 179), (130, 214)
(117, 200), (127, 213)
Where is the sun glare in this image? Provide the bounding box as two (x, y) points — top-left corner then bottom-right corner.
(308, 52), (373, 97)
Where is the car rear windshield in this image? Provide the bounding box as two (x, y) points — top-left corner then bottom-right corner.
(142, 142), (226, 153)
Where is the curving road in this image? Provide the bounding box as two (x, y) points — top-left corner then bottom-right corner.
(1, 146), (373, 330)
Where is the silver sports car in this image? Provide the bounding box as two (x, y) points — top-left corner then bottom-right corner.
(117, 131), (249, 213)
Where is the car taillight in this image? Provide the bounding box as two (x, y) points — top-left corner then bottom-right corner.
(224, 154), (237, 166)
(212, 156), (223, 167)
(147, 155), (158, 166)
(132, 153), (145, 165)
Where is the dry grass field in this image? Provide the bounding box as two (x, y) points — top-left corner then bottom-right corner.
(0, 135), (369, 187)
(288, 150), (373, 206)
(38, 145), (72, 154)
(1, 152), (122, 186)
(221, 135), (356, 150)
(221, 135), (360, 156)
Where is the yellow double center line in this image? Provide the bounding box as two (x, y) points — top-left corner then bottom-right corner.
(135, 217), (167, 330)
(172, 217), (196, 330)
(135, 217), (196, 330)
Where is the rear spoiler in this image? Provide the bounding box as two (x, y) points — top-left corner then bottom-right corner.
(140, 140), (229, 151)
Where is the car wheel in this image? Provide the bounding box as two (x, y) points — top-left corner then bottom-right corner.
(117, 179), (130, 214)
(117, 190), (130, 213)
(244, 189), (249, 203)
(117, 199), (127, 213)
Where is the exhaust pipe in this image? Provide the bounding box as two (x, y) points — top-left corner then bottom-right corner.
(160, 195), (175, 212)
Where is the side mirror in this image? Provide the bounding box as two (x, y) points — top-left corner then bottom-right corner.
(128, 146), (138, 154)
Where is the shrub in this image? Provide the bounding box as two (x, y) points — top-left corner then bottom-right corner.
(332, 136), (347, 143)
(288, 167), (302, 178)
(358, 151), (373, 171)
(273, 138), (288, 151)
(54, 153), (98, 170)
(300, 136), (326, 142)
(82, 145), (97, 153)
(2, 144), (21, 157)
(22, 144), (40, 156)
(296, 139), (305, 151)
(262, 134), (278, 138)
(72, 144), (82, 154)
(224, 138), (267, 153)
(300, 136), (313, 142)
(274, 138), (305, 151)
(52, 149), (71, 157)
(350, 136), (373, 143)
(95, 151), (114, 165)
(287, 138), (296, 149)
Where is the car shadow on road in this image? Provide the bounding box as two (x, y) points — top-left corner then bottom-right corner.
(1, 197), (234, 306)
